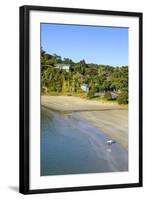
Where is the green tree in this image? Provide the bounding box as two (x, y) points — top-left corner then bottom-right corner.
(104, 92), (112, 100)
(117, 89), (128, 104)
(40, 48), (128, 105)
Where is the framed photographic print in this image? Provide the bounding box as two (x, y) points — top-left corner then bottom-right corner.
(19, 5), (143, 194)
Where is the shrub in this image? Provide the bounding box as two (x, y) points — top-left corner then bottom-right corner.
(104, 92), (112, 100)
(117, 90), (128, 104)
(88, 90), (94, 98)
(67, 93), (72, 96)
(88, 84), (96, 99)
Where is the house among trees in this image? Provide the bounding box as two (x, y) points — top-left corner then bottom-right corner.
(94, 91), (118, 100)
(41, 49), (128, 104)
(54, 64), (71, 72)
(81, 84), (89, 92)
(110, 91), (118, 99)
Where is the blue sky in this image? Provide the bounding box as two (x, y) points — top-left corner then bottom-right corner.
(41, 23), (128, 67)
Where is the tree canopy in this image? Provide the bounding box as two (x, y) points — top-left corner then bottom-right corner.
(41, 49), (128, 104)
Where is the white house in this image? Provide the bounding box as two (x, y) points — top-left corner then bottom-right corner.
(81, 84), (89, 92)
(94, 91), (118, 99)
(54, 64), (70, 72)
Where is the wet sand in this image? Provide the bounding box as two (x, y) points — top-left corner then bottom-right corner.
(41, 95), (128, 149)
(41, 108), (128, 175)
(72, 110), (128, 149)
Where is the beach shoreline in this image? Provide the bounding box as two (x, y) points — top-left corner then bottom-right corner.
(41, 95), (127, 112)
(41, 95), (128, 149)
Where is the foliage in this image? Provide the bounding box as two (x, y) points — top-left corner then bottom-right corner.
(41, 48), (128, 104)
(104, 92), (112, 100)
(117, 89), (128, 104)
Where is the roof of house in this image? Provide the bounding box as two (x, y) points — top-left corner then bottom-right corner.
(55, 64), (71, 67)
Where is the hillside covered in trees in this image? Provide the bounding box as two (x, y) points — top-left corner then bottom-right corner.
(41, 48), (128, 104)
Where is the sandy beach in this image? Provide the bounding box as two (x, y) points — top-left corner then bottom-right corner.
(41, 95), (128, 149)
(41, 95), (127, 112)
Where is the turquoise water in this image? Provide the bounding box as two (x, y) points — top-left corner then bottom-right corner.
(41, 107), (128, 176)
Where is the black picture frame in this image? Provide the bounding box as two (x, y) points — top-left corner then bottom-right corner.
(19, 5), (143, 194)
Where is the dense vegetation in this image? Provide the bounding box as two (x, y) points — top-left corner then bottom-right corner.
(41, 48), (128, 104)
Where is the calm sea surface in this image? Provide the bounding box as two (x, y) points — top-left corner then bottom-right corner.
(41, 107), (128, 176)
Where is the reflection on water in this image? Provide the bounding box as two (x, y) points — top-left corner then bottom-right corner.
(41, 107), (128, 176)
(106, 147), (112, 153)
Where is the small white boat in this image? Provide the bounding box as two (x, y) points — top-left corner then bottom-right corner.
(107, 140), (116, 145)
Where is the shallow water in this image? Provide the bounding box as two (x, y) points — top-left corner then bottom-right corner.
(41, 107), (128, 176)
